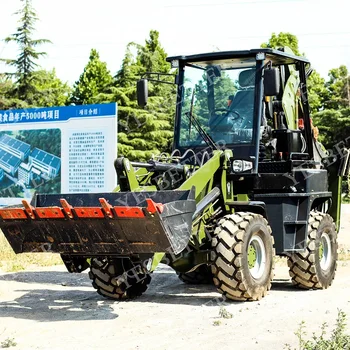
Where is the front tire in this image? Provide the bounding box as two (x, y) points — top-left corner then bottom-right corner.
(288, 211), (337, 289)
(211, 212), (275, 301)
(89, 258), (151, 300)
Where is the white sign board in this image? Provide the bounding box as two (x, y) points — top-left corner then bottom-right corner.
(0, 103), (118, 206)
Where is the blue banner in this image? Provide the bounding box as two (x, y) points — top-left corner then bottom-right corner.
(0, 103), (117, 125)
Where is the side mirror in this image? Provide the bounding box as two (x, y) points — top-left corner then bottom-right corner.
(264, 68), (280, 96)
(137, 79), (148, 108)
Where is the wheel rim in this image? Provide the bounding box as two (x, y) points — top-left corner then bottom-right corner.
(319, 231), (332, 270)
(248, 235), (266, 279)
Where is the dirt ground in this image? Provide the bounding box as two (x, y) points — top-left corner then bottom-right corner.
(1, 206), (350, 350)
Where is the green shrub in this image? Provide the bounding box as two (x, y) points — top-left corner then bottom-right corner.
(1, 337), (17, 348)
(285, 309), (350, 350)
(219, 306), (233, 319)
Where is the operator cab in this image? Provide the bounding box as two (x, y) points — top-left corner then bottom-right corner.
(165, 48), (313, 173)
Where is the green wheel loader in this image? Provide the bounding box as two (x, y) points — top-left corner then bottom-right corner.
(1, 47), (349, 301)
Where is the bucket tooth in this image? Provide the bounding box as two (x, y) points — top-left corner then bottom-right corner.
(60, 198), (74, 218)
(99, 198), (114, 218)
(146, 199), (164, 214)
(22, 199), (36, 219)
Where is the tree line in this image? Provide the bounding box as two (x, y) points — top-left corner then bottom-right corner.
(0, 1), (349, 165)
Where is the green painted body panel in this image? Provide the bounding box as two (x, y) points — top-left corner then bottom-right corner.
(237, 194), (249, 201)
(179, 150), (222, 201)
(150, 253), (165, 272)
(329, 174), (342, 232)
(282, 67), (299, 130)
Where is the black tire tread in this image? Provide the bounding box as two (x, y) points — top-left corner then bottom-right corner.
(89, 258), (151, 300)
(287, 211), (338, 289)
(211, 212), (275, 301)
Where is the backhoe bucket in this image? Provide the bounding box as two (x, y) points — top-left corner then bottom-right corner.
(0, 188), (196, 256)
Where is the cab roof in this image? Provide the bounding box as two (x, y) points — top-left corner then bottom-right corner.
(166, 48), (310, 68)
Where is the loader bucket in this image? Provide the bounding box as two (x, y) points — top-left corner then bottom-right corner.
(0, 188), (196, 256)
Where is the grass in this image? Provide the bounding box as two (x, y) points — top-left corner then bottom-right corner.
(339, 247), (350, 261)
(0, 231), (62, 273)
(1, 338), (17, 348)
(219, 306), (233, 319)
(212, 307), (233, 326)
(285, 309), (350, 350)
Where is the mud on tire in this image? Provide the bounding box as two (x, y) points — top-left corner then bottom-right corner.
(177, 264), (213, 284)
(288, 211), (338, 289)
(211, 212), (275, 301)
(89, 258), (151, 300)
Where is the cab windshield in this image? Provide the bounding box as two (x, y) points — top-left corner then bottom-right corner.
(179, 60), (256, 148)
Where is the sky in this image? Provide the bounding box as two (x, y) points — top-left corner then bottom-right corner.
(0, 0), (349, 85)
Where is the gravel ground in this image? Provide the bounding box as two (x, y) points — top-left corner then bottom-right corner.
(0, 205), (350, 350)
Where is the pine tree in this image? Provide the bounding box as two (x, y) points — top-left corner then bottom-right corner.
(30, 69), (71, 107)
(70, 49), (113, 105)
(0, 74), (28, 109)
(1, 0), (51, 101)
(115, 43), (140, 88)
(110, 30), (175, 161)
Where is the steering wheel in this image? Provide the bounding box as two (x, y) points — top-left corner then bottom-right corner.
(214, 108), (241, 120)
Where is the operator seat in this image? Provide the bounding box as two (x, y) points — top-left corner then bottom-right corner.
(228, 68), (255, 121)
(208, 69), (256, 144)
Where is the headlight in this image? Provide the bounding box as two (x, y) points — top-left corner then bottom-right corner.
(232, 160), (253, 173)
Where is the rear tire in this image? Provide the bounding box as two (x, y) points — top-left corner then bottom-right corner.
(89, 258), (151, 300)
(177, 265), (213, 284)
(288, 211), (337, 289)
(211, 212), (275, 301)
